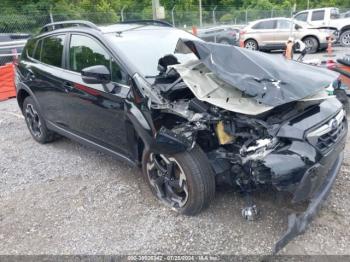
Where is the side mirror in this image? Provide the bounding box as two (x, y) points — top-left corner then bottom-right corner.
(81, 65), (111, 84)
(295, 24), (302, 30)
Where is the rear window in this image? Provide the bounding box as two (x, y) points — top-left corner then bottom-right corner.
(311, 10), (325, 21)
(40, 35), (65, 67)
(277, 20), (291, 29)
(33, 40), (42, 60)
(294, 12), (308, 22)
(252, 20), (276, 29)
(24, 39), (36, 58)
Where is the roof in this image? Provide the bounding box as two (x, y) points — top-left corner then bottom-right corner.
(99, 24), (174, 34)
(38, 20), (173, 36)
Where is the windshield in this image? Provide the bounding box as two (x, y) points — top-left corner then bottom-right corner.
(105, 27), (199, 82)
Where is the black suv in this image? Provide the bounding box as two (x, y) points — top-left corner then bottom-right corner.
(16, 20), (347, 253)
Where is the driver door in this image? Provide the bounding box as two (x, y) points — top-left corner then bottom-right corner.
(60, 33), (131, 156)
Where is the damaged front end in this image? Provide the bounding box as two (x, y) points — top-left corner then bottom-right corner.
(128, 39), (347, 253)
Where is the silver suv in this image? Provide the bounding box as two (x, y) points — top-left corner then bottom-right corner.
(240, 17), (332, 53)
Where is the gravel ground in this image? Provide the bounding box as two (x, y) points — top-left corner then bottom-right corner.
(1, 94), (350, 255)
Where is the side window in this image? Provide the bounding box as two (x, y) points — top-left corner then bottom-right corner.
(330, 9), (340, 19)
(33, 39), (42, 60)
(40, 35), (65, 67)
(69, 34), (126, 84)
(294, 12), (308, 22)
(311, 10), (325, 21)
(252, 22), (263, 29)
(252, 20), (276, 29)
(277, 20), (291, 29)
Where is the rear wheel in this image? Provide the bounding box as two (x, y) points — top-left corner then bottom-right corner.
(23, 96), (58, 144)
(303, 36), (318, 54)
(244, 39), (259, 51)
(142, 145), (215, 215)
(340, 30), (350, 47)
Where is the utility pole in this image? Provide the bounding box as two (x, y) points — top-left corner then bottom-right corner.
(199, 0), (202, 27)
(121, 6), (126, 22)
(171, 6), (176, 26)
(49, 6), (54, 29)
(152, 0), (160, 19)
(212, 6), (217, 25)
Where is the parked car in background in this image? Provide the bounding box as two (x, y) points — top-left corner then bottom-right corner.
(0, 33), (30, 65)
(240, 18), (333, 53)
(197, 25), (240, 45)
(293, 7), (350, 47)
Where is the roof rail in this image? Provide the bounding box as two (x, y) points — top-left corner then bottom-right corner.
(118, 19), (173, 27)
(40, 20), (100, 33)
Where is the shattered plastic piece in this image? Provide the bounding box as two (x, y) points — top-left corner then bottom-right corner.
(273, 151), (344, 254)
(245, 138), (273, 152)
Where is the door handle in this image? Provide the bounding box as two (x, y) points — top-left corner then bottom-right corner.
(63, 81), (74, 92)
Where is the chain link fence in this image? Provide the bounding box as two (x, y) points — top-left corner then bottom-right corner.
(2, 7), (350, 34)
(0, 6), (350, 65)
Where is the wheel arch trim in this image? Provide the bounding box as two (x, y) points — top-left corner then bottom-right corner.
(16, 82), (43, 113)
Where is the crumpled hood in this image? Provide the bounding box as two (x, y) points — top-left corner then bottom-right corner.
(174, 39), (339, 107)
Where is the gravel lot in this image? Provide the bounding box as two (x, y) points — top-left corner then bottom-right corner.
(1, 57), (350, 255)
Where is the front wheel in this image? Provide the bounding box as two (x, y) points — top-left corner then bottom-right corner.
(340, 30), (350, 47)
(142, 145), (215, 215)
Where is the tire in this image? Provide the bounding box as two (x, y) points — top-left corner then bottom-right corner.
(302, 36), (318, 54)
(335, 89), (350, 115)
(244, 39), (259, 51)
(23, 96), (58, 144)
(142, 145), (216, 216)
(339, 30), (350, 47)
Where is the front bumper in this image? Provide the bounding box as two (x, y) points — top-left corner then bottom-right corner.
(273, 150), (344, 254)
(270, 113), (347, 253)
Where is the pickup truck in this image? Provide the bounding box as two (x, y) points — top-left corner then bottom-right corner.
(293, 7), (350, 47)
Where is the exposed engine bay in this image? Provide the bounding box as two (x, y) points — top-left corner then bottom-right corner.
(130, 39), (347, 253)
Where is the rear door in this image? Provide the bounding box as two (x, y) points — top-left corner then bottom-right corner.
(274, 19), (293, 46)
(58, 33), (131, 156)
(21, 34), (69, 124)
